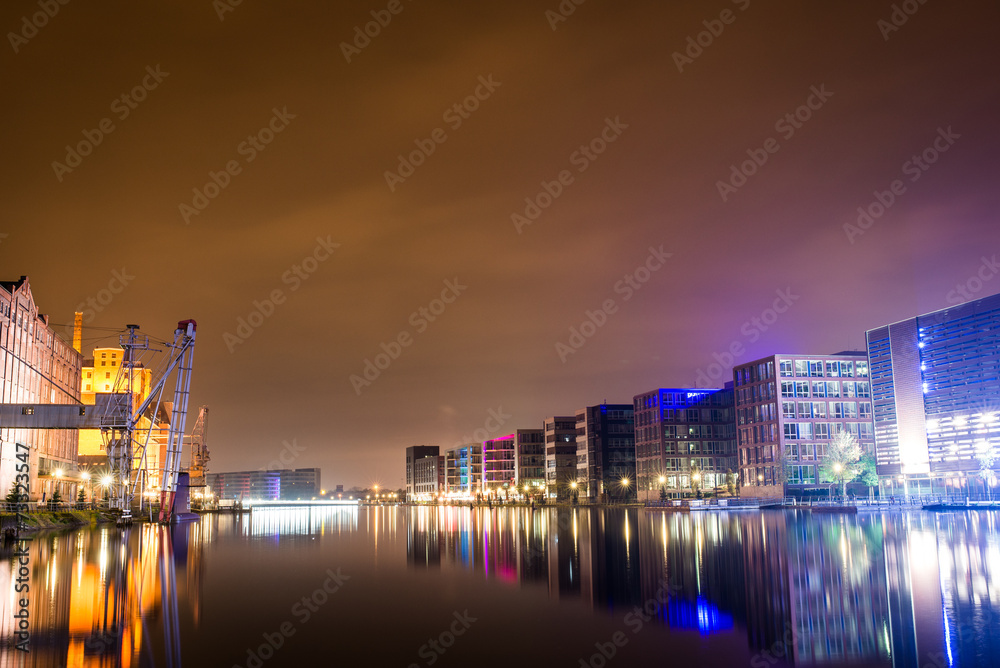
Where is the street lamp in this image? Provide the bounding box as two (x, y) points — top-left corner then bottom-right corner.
(81, 471), (92, 507)
(99, 475), (112, 509)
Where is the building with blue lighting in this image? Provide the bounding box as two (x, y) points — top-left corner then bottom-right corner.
(633, 386), (736, 501)
(866, 292), (1000, 495)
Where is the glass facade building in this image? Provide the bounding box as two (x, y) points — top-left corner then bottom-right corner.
(634, 387), (735, 501)
(866, 292), (1000, 492)
(513, 428), (545, 490)
(444, 443), (482, 495)
(733, 353), (873, 499)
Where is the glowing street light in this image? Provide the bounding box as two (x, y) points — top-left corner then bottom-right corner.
(658, 475), (666, 485)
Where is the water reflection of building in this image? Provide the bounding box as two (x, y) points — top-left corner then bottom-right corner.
(240, 506), (359, 538)
(637, 512), (744, 634)
(0, 522), (204, 667)
(403, 506), (1000, 667)
(577, 509), (642, 610)
(910, 512), (1000, 667)
(784, 514), (892, 663)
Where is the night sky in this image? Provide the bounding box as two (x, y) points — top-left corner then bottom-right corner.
(3, 1), (998, 489)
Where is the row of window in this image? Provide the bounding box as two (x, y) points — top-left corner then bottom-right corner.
(783, 421), (874, 439)
(778, 359), (869, 378)
(780, 381), (871, 398)
(636, 441), (736, 456)
(782, 402), (872, 419)
(740, 421), (874, 445)
(636, 424), (735, 442)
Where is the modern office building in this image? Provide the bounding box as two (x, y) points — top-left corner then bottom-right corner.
(444, 442), (482, 496)
(208, 470), (281, 500)
(634, 387), (736, 501)
(405, 445), (439, 500)
(544, 416), (577, 499)
(413, 455), (445, 498)
(866, 292), (1000, 495)
(733, 352), (874, 499)
(482, 434), (516, 494)
(207, 468), (320, 500)
(575, 404), (635, 501)
(514, 428), (545, 492)
(280, 468), (321, 499)
(0, 276), (83, 501)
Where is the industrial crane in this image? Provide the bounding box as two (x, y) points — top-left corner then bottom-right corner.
(104, 320), (197, 522)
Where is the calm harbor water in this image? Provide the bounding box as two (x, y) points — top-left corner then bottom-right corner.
(2, 506), (998, 667)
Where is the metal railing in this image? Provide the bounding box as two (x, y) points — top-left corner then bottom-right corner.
(784, 493), (998, 508)
(644, 497), (763, 509)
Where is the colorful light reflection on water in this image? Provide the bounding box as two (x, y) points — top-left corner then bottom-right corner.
(1, 507), (997, 666)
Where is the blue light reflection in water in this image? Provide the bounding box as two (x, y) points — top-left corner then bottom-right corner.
(1, 506), (998, 667)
